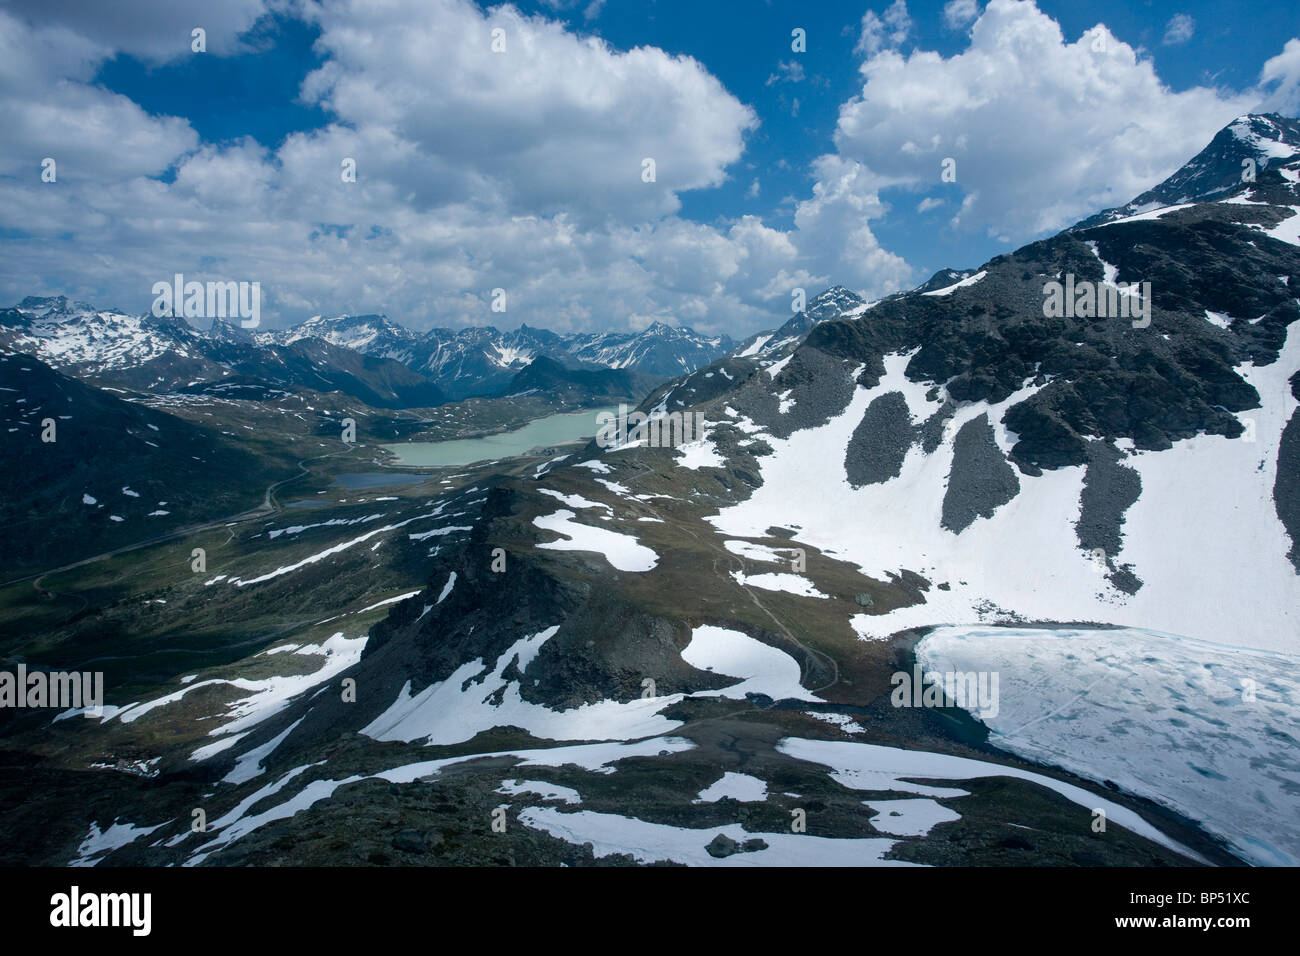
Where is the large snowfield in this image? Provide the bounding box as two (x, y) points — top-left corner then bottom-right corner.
(710, 330), (1300, 653)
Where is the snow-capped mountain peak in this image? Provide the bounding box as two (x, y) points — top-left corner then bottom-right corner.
(731, 285), (870, 361)
(1075, 112), (1300, 229)
(16, 294), (102, 318)
(269, 312), (416, 355)
(1, 297), (202, 372)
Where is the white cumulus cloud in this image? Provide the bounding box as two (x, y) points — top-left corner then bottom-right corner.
(856, 1), (912, 58)
(1258, 38), (1300, 115)
(833, 0), (1258, 240)
(943, 0), (980, 30)
(3, 0), (1294, 341)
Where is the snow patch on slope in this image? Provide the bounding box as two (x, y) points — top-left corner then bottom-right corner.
(534, 509), (659, 571)
(361, 626), (682, 746)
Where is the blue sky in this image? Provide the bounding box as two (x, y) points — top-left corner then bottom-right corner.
(2, 0), (1299, 335)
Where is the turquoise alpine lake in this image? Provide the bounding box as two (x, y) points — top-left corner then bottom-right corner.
(381, 406), (619, 467)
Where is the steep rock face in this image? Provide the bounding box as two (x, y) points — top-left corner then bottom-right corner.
(845, 392), (913, 487)
(725, 346), (858, 442)
(801, 222), (1299, 470)
(940, 414), (1020, 534)
(1074, 441), (1144, 592)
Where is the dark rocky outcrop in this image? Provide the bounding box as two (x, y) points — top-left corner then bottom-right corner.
(941, 414), (1021, 533)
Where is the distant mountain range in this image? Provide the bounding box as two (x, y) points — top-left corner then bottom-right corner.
(261, 313), (734, 400)
(0, 298), (447, 409)
(0, 298), (736, 407)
